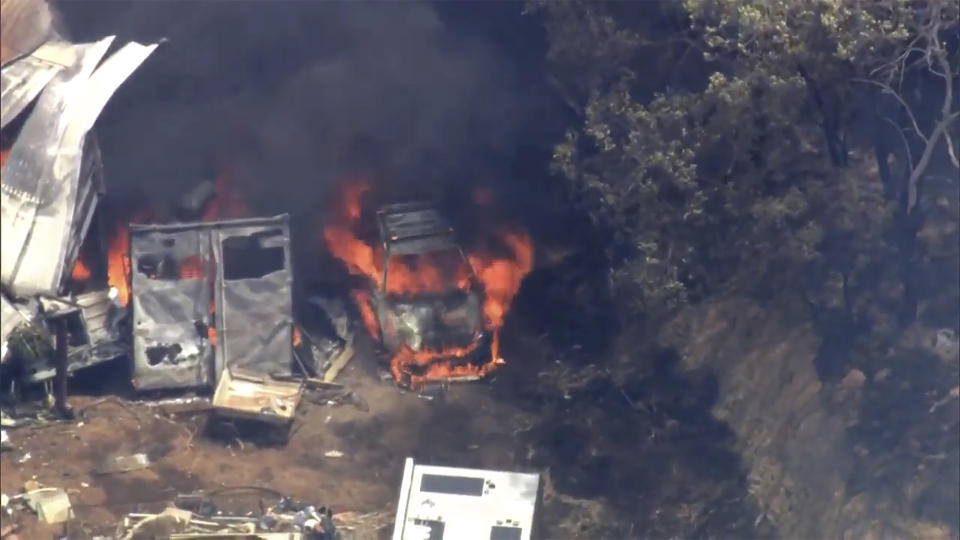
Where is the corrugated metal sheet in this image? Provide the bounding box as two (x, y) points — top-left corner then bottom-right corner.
(0, 41), (73, 129)
(1, 38), (157, 297)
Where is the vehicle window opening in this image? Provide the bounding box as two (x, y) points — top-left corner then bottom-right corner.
(222, 232), (285, 280)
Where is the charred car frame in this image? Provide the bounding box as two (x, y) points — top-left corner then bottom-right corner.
(371, 202), (491, 385)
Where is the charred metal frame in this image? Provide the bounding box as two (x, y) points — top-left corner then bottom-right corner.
(129, 215), (294, 391)
(372, 202), (486, 360)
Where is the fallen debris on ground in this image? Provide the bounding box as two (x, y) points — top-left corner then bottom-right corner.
(113, 490), (338, 539)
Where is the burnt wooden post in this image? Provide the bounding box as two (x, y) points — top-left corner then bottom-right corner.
(53, 317), (70, 417)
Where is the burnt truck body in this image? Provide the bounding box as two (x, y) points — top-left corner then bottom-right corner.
(129, 215), (295, 392)
(372, 203), (488, 365)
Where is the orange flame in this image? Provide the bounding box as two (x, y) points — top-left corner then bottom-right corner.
(100, 171), (302, 352)
(323, 184), (533, 388)
(324, 226), (382, 286)
(0, 149), (9, 168)
(345, 183), (369, 221)
(71, 257), (93, 282)
(352, 290), (381, 339)
(202, 170), (250, 221)
(107, 214), (145, 307)
(468, 231), (534, 331)
(106, 170), (249, 307)
(391, 342), (504, 389)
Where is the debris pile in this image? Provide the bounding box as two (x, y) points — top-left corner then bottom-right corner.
(1, 0), (158, 406)
(112, 491), (338, 539)
(1, 0), (359, 428)
(2, 480), (74, 536)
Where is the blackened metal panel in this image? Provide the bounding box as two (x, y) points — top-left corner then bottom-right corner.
(213, 216), (293, 378)
(25, 290), (127, 382)
(75, 289), (124, 352)
(130, 227), (214, 391)
(387, 235), (456, 256)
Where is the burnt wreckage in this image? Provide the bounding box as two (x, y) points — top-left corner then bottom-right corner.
(0, 0), (157, 384)
(130, 216), (305, 424)
(0, 2), (349, 421)
(130, 217), (295, 391)
(372, 203), (490, 382)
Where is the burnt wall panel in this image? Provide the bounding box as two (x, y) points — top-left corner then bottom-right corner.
(131, 227), (213, 391)
(214, 220), (293, 378)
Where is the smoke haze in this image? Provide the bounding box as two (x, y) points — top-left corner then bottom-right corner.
(56, 0), (561, 219)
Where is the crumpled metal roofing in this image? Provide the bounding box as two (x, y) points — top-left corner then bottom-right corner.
(1, 33), (158, 297)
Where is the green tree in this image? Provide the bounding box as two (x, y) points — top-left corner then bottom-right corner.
(528, 0), (959, 324)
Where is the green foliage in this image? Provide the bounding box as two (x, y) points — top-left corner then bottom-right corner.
(8, 324), (53, 363)
(530, 0), (958, 317)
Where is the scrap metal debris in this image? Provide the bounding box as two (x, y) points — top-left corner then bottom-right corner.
(302, 296), (356, 383)
(22, 488), (71, 524)
(93, 452), (152, 475)
(1, 0), (157, 408)
(3, 483), (73, 526)
(301, 384), (369, 413)
(113, 490), (338, 539)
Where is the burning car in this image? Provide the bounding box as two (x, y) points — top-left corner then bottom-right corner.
(369, 202), (490, 387)
(324, 187), (534, 390)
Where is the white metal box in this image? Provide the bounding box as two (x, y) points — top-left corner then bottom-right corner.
(392, 458), (541, 540)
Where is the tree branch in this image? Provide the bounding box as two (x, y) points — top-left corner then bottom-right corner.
(944, 128), (960, 169)
(853, 78), (928, 144)
(932, 33), (958, 168)
(882, 116), (915, 173)
(907, 110), (960, 214)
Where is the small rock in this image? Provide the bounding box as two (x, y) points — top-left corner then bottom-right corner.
(932, 329), (959, 364)
(840, 369), (866, 389)
(324, 450), (344, 458)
